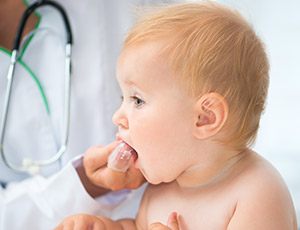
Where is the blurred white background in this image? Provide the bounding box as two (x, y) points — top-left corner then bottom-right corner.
(215, 0), (300, 224)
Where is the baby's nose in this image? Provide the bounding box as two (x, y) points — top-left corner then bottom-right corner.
(112, 108), (128, 129)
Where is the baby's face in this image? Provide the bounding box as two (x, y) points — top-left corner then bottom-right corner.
(113, 42), (197, 184)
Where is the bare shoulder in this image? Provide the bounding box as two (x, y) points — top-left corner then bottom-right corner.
(228, 150), (297, 230)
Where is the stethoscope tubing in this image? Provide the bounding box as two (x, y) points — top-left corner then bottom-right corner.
(14, 0), (73, 50)
(0, 0), (73, 174)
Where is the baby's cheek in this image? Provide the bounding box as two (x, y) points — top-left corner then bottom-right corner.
(131, 117), (155, 137)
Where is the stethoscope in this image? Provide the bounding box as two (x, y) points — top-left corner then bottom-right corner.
(0, 0), (73, 175)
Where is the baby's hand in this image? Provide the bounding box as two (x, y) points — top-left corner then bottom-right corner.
(149, 212), (180, 230)
(84, 141), (145, 191)
(54, 214), (106, 230)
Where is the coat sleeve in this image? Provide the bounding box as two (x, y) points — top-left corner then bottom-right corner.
(0, 157), (137, 230)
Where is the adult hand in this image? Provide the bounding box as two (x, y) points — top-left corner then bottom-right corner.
(84, 141), (146, 192)
(149, 212), (180, 230)
(54, 214), (106, 230)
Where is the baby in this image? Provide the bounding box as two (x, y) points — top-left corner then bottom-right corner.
(57, 2), (297, 229)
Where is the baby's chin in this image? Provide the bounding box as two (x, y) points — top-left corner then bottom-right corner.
(142, 171), (174, 185)
(121, 143), (174, 185)
(146, 178), (162, 185)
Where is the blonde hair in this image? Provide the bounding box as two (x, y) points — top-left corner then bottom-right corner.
(123, 2), (269, 150)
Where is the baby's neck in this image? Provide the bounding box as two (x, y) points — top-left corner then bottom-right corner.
(176, 146), (248, 189)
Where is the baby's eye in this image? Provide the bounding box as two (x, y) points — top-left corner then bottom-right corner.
(130, 96), (145, 108)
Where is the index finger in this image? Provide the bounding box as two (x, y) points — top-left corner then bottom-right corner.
(84, 141), (120, 174)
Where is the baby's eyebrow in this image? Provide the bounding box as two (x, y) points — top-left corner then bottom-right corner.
(123, 78), (134, 85)
(119, 74), (146, 92)
(122, 78), (141, 89)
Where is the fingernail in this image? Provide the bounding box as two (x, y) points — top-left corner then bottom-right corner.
(167, 211), (178, 227)
(170, 212), (177, 221)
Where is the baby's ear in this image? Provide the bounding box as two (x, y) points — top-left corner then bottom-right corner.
(192, 92), (228, 139)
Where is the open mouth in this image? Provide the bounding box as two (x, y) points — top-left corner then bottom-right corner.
(107, 137), (139, 172)
(115, 134), (138, 161)
(121, 142), (138, 161)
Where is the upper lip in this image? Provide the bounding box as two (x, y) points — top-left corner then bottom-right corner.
(116, 133), (130, 146)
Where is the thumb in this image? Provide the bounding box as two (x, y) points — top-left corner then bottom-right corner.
(84, 141), (120, 173)
(167, 212), (180, 230)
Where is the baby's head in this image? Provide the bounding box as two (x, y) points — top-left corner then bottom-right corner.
(113, 2), (269, 183)
(123, 2), (268, 149)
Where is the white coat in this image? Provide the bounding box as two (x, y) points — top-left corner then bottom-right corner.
(0, 0), (175, 229)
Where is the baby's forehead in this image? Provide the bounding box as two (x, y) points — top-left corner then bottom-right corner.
(120, 41), (167, 61)
(117, 43), (185, 92)
(118, 42), (171, 74)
